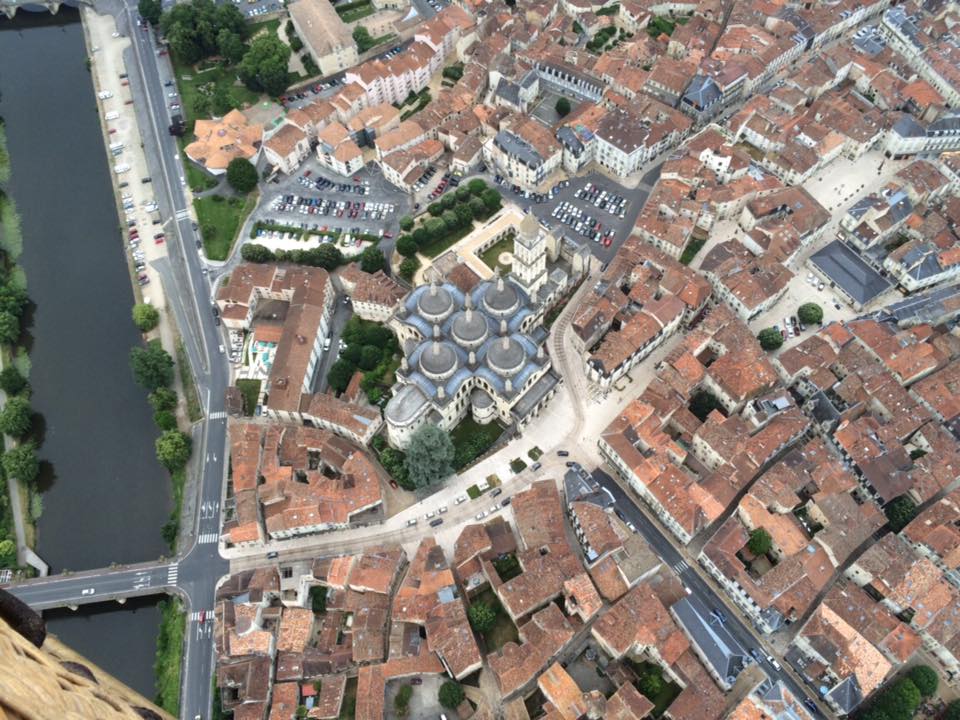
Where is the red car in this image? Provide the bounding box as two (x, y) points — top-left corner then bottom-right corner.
(158, 49), (168, 56)
(384, 232), (393, 239)
(199, 610), (206, 623)
(155, 236), (165, 244)
(389, 479), (398, 489)
(353, 176), (361, 182)
(603, 237), (612, 247)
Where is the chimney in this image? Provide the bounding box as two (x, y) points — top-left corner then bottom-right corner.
(401, 356), (409, 371)
(500, 319), (508, 335)
(537, 344), (545, 360)
(429, 281), (438, 296)
(433, 341), (441, 356)
(437, 385), (446, 399)
(433, 324), (440, 339)
(505, 378), (513, 393)
(466, 308), (473, 322)
(502, 336), (509, 350)
(465, 292), (473, 309)
(468, 350), (476, 365)
(497, 274), (504, 292)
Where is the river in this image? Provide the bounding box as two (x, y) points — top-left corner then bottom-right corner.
(0, 7), (171, 698)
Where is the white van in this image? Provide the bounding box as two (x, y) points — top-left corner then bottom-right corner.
(110, 142), (125, 152)
(105, 111), (120, 121)
(114, 163), (130, 174)
(97, 90), (113, 100)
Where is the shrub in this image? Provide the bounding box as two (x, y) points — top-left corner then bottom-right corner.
(555, 97), (571, 116)
(132, 303), (160, 332)
(797, 302), (823, 325)
(757, 327), (784, 351)
(747, 528), (772, 556)
(908, 666), (938, 698)
(0, 367), (27, 396)
(226, 158), (258, 193)
(469, 602), (497, 633)
(438, 681), (464, 710)
(885, 494), (918, 532)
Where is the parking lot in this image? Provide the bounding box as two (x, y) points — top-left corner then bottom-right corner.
(496, 172), (650, 264)
(256, 159), (413, 256)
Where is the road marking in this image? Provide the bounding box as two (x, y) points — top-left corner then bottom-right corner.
(198, 532), (219, 544)
(208, 411), (227, 420)
(673, 560), (689, 574)
(175, 209), (190, 221)
(189, 610), (212, 622)
(166, 564), (178, 585)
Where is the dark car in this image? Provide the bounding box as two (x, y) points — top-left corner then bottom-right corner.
(266, 551), (279, 559)
(501, 498), (511, 507)
(429, 518), (444, 527)
(565, 461), (577, 467)
(557, 450), (569, 457)
(410, 678), (423, 686)
(491, 488), (502, 497)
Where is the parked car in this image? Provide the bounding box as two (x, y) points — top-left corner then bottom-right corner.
(429, 518), (444, 527)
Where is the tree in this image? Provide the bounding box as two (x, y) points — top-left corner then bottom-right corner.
(130, 340), (175, 391)
(441, 209), (459, 230)
(885, 494), (918, 532)
(359, 345), (381, 371)
(353, 26), (377, 52)
(438, 681), (464, 710)
(468, 196), (487, 219)
(217, 28), (246, 65)
(399, 257), (419, 281)
(454, 204), (473, 228)
(0, 538), (15, 564)
(149, 387), (178, 412)
(757, 327), (783, 351)
(908, 665), (938, 698)
(312, 243), (343, 270)
(425, 217), (446, 240)
(879, 678), (921, 720)
(945, 700), (960, 720)
(227, 158), (258, 193)
(0, 396), (31, 439)
(440, 193), (456, 210)
(468, 602), (497, 634)
(0, 311), (20, 345)
(241, 243), (276, 263)
(455, 186), (471, 201)
(396, 235), (419, 258)
(399, 215), (414, 232)
(0, 367), (27, 396)
(467, 178), (487, 195)
(747, 528), (772, 557)
(412, 227), (430, 246)
(156, 430), (192, 471)
(154, 409), (178, 431)
(481, 188), (502, 213)
(138, 0), (162, 24)
(688, 390), (723, 422)
(797, 303), (823, 325)
(295, 706), (309, 720)
(327, 359), (355, 394)
(238, 35), (291, 96)
(405, 423), (455, 488)
(3, 443), (38, 485)
(360, 247), (386, 274)
(132, 303), (160, 332)
(428, 202), (444, 217)
(394, 685), (413, 717)
(637, 668), (663, 698)
(555, 97), (571, 117)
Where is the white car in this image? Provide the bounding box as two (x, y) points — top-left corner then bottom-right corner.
(81, 588), (95, 596)
(455, 494), (467, 504)
(425, 510), (435, 519)
(476, 510), (488, 520)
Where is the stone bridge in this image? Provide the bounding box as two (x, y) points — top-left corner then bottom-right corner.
(1, 0), (94, 20)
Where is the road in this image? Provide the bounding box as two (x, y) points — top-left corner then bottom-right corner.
(594, 469), (825, 717)
(118, 5), (231, 718)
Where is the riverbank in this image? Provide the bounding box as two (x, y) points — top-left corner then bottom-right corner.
(81, 8), (197, 713)
(0, 124), (44, 578)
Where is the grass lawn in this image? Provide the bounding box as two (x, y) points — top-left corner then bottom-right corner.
(679, 237), (706, 265)
(338, 2), (374, 21)
(479, 234), (514, 273)
(172, 56), (261, 131)
(176, 339), (203, 423)
(509, 458), (527, 474)
(528, 446), (542, 461)
(419, 223), (474, 258)
(195, 192), (258, 261)
(178, 137), (219, 192)
(472, 589), (519, 652)
(154, 597), (185, 716)
(628, 660), (682, 717)
(451, 417), (503, 469)
(249, 17), (281, 38)
(466, 484), (481, 499)
(236, 379), (262, 416)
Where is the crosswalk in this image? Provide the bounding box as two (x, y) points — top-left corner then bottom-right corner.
(673, 560), (690, 575)
(166, 564), (179, 586)
(197, 532), (219, 544)
(175, 209), (191, 221)
(189, 610), (212, 622)
(208, 411), (227, 420)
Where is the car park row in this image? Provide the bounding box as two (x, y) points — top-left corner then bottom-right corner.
(551, 201), (616, 246)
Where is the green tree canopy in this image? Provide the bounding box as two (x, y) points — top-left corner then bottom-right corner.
(0, 311), (20, 345)
(427, 202), (443, 217)
(747, 528), (772, 556)
(0, 396), (32, 439)
(0, 538), (16, 564)
(0, 366), (27, 396)
(441, 209), (459, 230)
(399, 215), (414, 231)
(468, 196), (487, 219)
(160, 0), (247, 65)
(138, 0), (162, 24)
(468, 602), (497, 634)
(394, 685), (413, 717)
(217, 27), (247, 64)
(3, 443), (38, 485)
(149, 387), (178, 413)
(132, 303), (160, 332)
(481, 188), (502, 212)
(327, 359), (356, 394)
(438, 681), (464, 710)
(360, 247), (386, 274)
(310, 243), (343, 270)
(241, 243), (276, 263)
(440, 193), (456, 210)
(130, 340), (175, 391)
(412, 227), (430, 246)
(353, 25), (377, 52)
(879, 678), (921, 720)
(154, 409), (178, 431)
(226, 158), (258, 193)
(156, 430), (192, 471)
(238, 35), (291, 96)
(467, 178), (487, 195)
(945, 700), (960, 720)
(907, 665), (938, 697)
(405, 423), (455, 488)
(399, 257), (419, 281)
(885, 494), (918, 532)
(757, 327), (783, 351)
(555, 97), (571, 117)
(797, 302), (823, 325)
(359, 345), (381, 371)
(396, 235), (419, 258)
